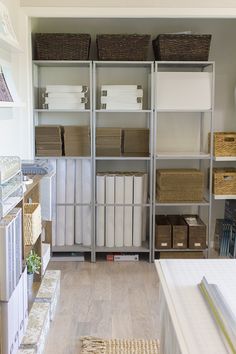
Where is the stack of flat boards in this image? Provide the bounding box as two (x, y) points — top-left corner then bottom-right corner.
(35, 126), (62, 157)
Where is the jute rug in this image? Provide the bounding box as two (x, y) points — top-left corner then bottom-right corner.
(80, 336), (160, 354)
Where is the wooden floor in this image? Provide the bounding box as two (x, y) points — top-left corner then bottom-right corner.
(44, 260), (160, 354)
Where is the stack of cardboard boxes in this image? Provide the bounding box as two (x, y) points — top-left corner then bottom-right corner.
(63, 126), (90, 156)
(35, 126), (62, 157)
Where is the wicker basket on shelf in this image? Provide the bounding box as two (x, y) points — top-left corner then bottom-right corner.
(96, 34), (151, 61)
(34, 33), (91, 60)
(24, 203), (42, 245)
(152, 34), (211, 61)
(213, 168), (236, 195)
(210, 132), (236, 157)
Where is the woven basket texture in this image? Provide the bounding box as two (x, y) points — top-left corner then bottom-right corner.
(24, 203), (42, 245)
(153, 34), (211, 61)
(213, 168), (236, 195)
(97, 34), (150, 61)
(210, 132), (236, 157)
(34, 33), (91, 60)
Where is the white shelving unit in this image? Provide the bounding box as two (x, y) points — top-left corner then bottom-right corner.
(33, 60), (93, 259)
(93, 61), (154, 262)
(153, 61), (215, 260)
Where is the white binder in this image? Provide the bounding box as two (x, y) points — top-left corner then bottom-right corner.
(115, 175), (124, 247)
(124, 175), (133, 247)
(105, 175), (115, 247)
(82, 160), (92, 247)
(142, 173), (148, 242)
(133, 174), (143, 247)
(75, 160), (82, 244)
(96, 174), (105, 247)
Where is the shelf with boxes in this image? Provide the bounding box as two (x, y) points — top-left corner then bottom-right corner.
(33, 60), (93, 259)
(93, 61), (153, 261)
(153, 61), (215, 259)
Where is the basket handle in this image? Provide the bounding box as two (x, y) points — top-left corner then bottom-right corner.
(224, 137), (235, 142)
(223, 175), (233, 180)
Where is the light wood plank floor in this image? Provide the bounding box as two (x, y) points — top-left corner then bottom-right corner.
(44, 261), (160, 354)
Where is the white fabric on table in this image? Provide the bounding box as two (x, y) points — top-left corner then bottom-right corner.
(156, 260), (236, 354)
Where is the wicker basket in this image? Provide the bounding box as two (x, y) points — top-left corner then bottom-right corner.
(152, 34), (211, 61)
(34, 33), (91, 60)
(24, 203), (42, 245)
(209, 132), (236, 157)
(96, 34), (151, 61)
(213, 168), (236, 195)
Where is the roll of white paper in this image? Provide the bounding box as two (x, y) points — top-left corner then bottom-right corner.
(82, 160), (91, 203)
(82, 206), (92, 246)
(56, 159), (66, 204)
(124, 175), (133, 247)
(75, 160), (82, 204)
(75, 206), (82, 245)
(56, 206), (65, 246)
(96, 174), (105, 247)
(65, 206), (74, 246)
(115, 175), (124, 247)
(66, 159), (75, 204)
(133, 174), (143, 247)
(106, 175), (115, 247)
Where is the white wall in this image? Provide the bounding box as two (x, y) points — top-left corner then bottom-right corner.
(0, 0), (33, 159)
(19, 0), (236, 8)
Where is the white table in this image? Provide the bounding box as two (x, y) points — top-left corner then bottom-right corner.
(155, 259), (236, 354)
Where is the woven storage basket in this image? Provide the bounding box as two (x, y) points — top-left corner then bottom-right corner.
(34, 33), (91, 60)
(96, 34), (150, 61)
(155, 215), (172, 249)
(157, 188), (204, 202)
(183, 215), (206, 249)
(209, 132), (236, 157)
(152, 34), (211, 61)
(156, 169), (204, 191)
(24, 203), (42, 245)
(213, 168), (236, 195)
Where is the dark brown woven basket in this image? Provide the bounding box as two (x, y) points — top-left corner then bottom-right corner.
(153, 34), (211, 61)
(34, 33), (91, 60)
(97, 34), (151, 61)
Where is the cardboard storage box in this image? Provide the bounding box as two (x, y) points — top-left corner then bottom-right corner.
(155, 215), (172, 249)
(35, 125), (62, 157)
(183, 215), (207, 249)
(210, 132), (236, 157)
(96, 128), (122, 156)
(168, 215), (188, 249)
(64, 125), (90, 156)
(213, 168), (236, 195)
(122, 128), (149, 156)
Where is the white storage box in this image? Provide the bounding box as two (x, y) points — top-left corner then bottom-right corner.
(39, 171), (56, 221)
(41, 243), (51, 275)
(35, 270), (60, 321)
(0, 157), (21, 184)
(156, 72), (212, 110)
(20, 303), (50, 354)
